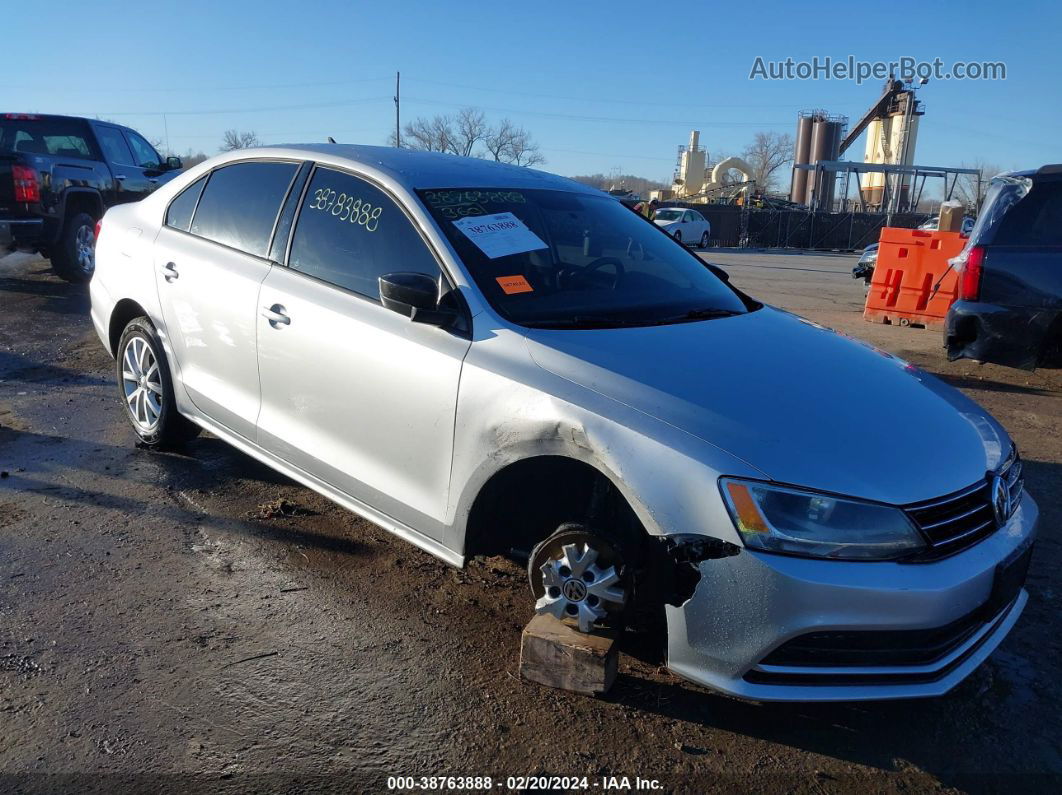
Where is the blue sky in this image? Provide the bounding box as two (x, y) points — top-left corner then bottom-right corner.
(5, 0), (1058, 184)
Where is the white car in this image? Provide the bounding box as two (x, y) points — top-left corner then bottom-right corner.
(653, 208), (711, 248)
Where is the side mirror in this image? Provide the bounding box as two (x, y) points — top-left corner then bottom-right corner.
(379, 272), (457, 327)
(706, 263), (730, 282)
(166, 156), (183, 171)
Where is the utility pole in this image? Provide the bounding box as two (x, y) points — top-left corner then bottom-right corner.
(394, 71), (401, 148)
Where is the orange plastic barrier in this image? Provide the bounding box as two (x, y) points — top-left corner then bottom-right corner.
(863, 228), (968, 330)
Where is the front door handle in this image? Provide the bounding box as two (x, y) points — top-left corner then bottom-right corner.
(261, 304), (290, 327)
(115, 174), (127, 181)
(161, 262), (179, 282)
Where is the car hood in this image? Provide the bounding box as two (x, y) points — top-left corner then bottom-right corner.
(524, 307), (1008, 504)
(653, 219), (679, 227)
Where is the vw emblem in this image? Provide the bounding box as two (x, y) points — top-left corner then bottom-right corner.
(991, 474), (1011, 526)
(562, 579), (588, 602)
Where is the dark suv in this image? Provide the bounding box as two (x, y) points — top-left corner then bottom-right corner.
(945, 165), (1062, 370)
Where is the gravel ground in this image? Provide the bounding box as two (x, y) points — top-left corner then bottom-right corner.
(0, 250), (1059, 793)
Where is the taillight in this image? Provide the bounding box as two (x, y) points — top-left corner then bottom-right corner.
(95, 219), (102, 240)
(958, 245), (985, 302)
(12, 164), (40, 203)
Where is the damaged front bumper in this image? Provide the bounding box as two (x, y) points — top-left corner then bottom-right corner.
(662, 492), (1038, 702)
(945, 300), (1055, 371)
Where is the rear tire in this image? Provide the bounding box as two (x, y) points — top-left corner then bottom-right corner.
(116, 317), (200, 448)
(51, 211), (97, 283)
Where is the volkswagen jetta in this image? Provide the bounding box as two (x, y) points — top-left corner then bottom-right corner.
(90, 145), (1037, 701)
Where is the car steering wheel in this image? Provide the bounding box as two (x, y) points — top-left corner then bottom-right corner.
(561, 256), (626, 290)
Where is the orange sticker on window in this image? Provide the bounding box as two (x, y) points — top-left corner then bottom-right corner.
(496, 275), (533, 295)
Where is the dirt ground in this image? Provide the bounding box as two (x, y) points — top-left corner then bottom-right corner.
(1, 250), (1059, 793)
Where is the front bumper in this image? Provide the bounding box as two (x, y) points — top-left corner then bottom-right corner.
(665, 491), (1038, 702)
(945, 300), (1054, 370)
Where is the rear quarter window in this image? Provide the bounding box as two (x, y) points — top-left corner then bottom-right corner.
(165, 176), (207, 232)
(992, 180), (1062, 246)
(190, 161), (298, 257)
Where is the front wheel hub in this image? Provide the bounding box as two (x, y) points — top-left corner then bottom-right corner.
(535, 542), (626, 632)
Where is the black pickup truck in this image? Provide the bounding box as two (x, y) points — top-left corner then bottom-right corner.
(0, 113), (183, 282)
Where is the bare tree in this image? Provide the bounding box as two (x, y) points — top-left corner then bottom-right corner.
(220, 129), (261, 151)
(391, 107), (544, 166)
(453, 108), (488, 157)
(742, 132), (794, 193)
(484, 119), (544, 166)
(954, 159), (1002, 212)
(395, 114), (452, 153)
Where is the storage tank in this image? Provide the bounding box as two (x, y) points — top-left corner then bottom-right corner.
(803, 117), (844, 210)
(790, 113), (814, 204)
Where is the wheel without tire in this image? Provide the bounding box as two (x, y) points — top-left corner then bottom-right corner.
(700, 231), (710, 248)
(528, 523), (628, 633)
(116, 317), (200, 447)
(51, 212), (97, 283)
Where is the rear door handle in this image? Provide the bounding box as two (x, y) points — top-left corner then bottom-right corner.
(114, 174), (127, 181)
(161, 262), (179, 282)
(261, 304), (290, 327)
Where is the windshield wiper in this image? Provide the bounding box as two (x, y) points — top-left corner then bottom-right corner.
(665, 308), (743, 322)
(522, 315), (654, 329)
(522, 309), (741, 329)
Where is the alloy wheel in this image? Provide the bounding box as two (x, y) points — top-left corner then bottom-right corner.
(121, 336), (163, 431)
(75, 224), (95, 275)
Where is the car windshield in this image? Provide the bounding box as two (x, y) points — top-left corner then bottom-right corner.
(653, 209), (684, 221)
(418, 188), (749, 328)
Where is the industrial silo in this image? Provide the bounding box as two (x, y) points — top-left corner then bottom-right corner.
(804, 114), (846, 210)
(860, 90), (923, 209)
(790, 113), (813, 204)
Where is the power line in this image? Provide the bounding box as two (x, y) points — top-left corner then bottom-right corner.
(402, 96), (790, 127)
(406, 76), (863, 111)
(542, 147), (674, 162)
(0, 76), (393, 93)
(75, 96), (391, 118)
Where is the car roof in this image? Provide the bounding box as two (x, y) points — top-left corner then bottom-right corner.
(993, 164), (1062, 180)
(244, 144), (601, 194)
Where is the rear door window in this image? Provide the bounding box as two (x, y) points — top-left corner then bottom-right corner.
(190, 161), (299, 257)
(287, 166), (440, 299)
(165, 176), (207, 232)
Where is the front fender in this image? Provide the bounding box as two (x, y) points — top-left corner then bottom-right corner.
(445, 328), (764, 555)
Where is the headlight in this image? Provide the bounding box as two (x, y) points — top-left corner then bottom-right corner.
(720, 478), (924, 561)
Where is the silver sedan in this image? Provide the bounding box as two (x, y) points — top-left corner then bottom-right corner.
(90, 145), (1036, 702)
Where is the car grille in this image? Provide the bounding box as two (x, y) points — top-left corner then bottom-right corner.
(903, 451), (1024, 558)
